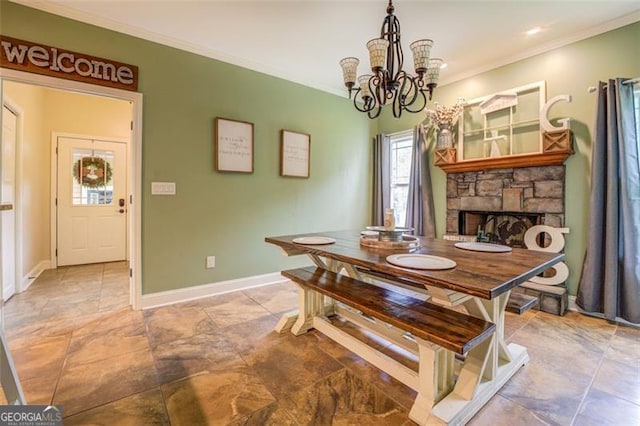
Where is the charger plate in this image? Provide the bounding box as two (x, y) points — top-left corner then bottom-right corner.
(386, 254), (456, 270)
(292, 236), (336, 245)
(454, 242), (512, 253)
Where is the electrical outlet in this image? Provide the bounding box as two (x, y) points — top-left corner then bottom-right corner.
(206, 256), (216, 269)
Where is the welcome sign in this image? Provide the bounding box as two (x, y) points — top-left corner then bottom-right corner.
(0, 36), (138, 91)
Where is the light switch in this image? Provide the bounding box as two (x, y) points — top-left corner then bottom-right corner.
(151, 182), (176, 195)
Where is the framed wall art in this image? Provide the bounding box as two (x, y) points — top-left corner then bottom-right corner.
(280, 129), (310, 178)
(214, 117), (254, 173)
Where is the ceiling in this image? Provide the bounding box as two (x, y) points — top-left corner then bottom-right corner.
(11, 0), (640, 97)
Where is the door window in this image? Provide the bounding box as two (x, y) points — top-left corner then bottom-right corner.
(71, 148), (114, 205)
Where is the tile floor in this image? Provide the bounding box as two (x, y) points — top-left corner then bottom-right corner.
(1, 262), (639, 425)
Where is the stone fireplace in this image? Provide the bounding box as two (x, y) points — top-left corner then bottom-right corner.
(445, 165), (567, 315)
(446, 165), (566, 237)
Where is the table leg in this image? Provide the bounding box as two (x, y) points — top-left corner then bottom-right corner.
(409, 338), (455, 425)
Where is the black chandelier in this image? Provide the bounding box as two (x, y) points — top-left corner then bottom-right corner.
(339, 0), (443, 119)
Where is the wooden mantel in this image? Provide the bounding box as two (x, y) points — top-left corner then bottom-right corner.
(437, 150), (573, 173)
(435, 129), (574, 173)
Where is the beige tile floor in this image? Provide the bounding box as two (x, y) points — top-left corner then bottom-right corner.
(2, 262), (639, 425)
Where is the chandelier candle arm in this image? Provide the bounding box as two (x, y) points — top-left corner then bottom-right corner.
(338, 0), (443, 119)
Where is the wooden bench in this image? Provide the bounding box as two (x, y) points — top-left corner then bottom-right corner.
(281, 266), (495, 355)
(282, 266), (500, 424)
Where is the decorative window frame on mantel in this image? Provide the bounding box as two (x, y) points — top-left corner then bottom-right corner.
(458, 80), (546, 161)
(435, 80), (573, 173)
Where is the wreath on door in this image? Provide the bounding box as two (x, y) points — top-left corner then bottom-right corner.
(73, 157), (113, 188)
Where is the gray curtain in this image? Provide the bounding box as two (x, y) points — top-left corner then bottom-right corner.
(576, 78), (640, 324)
(372, 134), (390, 226)
(404, 124), (436, 238)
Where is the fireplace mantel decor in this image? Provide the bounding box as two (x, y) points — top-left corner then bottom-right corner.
(433, 80), (574, 173)
(436, 141), (572, 173)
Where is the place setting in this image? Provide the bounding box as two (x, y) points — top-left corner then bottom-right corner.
(386, 254), (457, 270)
(291, 236), (336, 245)
(454, 241), (512, 253)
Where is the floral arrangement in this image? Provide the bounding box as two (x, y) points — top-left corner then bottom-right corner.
(426, 97), (466, 127)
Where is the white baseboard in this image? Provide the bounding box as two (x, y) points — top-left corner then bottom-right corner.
(141, 272), (289, 310)
(20, 260), (51, 292)
(568, 295), (577, 311)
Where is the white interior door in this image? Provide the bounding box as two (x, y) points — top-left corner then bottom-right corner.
(57, 136), (127, 266)
(1, 105), (17, 300)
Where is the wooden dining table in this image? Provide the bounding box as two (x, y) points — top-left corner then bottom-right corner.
(265, 229), (564, 425)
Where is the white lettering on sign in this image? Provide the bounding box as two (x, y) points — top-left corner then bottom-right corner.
(0, 36), (138, 91)
(524, 225), (570, 286)
(541, 95), (572, 132)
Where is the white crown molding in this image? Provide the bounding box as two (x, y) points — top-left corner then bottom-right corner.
(7, 0), (345, 97)
(440, 10), (640, 87)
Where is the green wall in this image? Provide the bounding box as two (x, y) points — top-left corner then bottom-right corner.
(379, 22), (640, 296)
(0, 1), (376, 294)
(2, 1), (638, 297)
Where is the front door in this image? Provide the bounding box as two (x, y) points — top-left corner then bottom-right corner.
(1, 105), (17, 300)
(57, 136), (127, 266)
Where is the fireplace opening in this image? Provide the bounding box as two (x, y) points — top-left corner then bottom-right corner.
(459, 211), (544, 248)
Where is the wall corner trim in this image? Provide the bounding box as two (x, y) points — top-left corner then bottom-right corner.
(140, 272), (289, 310)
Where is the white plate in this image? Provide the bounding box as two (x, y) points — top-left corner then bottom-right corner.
(386, 254), (456, 270)
(292, 236), (336, 245)
(454, 242), (512, 253)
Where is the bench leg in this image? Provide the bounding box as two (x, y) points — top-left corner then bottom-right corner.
(290, 285), (324, 336)
(409, 338), (455, 425)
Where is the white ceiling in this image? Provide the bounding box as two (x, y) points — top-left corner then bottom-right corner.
(11, 0), (640, 96)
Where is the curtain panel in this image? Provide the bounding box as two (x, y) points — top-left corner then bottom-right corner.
(405, 125), (436, 238)
(372, 134), (390, 226)
(576, 78), (640, 324)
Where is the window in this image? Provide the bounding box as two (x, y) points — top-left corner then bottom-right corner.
(389, 131), (413, 227)
(71, 148), (115, 205)
(458, 81), (545, 160)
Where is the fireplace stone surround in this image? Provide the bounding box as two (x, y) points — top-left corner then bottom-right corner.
(446, 165), (565, 234)
(445, 165), (567, 315)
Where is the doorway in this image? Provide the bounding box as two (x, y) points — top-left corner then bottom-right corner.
(1, 103), (17, 300)
(55, 135), (128, 266)
(0, 68), (142, 309)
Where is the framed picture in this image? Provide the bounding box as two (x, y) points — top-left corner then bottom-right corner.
(280, 130), (310, 178)
(214, 117), (254, 173)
